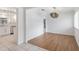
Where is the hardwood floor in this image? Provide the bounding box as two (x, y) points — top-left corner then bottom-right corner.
(28, 32), (79, 51)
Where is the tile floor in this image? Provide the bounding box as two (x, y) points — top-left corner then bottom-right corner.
(0, 34), (46, 51)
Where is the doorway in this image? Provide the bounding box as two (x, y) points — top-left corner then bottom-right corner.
(0, 7), (17, 50)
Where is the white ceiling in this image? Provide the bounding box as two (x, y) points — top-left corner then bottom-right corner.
(56, 7), (79, 12)
(0, 7), (78, 14)
(26, 7), (79, 13)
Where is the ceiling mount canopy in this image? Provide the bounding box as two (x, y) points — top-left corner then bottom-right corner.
(50, 7), (60, 18)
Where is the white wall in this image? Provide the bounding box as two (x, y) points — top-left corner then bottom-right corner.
(17, 8), (26, 44)
(26, 8), (44, 41)
(74, 28), (79, 46)
(74, 10), (79, 46)
(46, 11), (74, 35)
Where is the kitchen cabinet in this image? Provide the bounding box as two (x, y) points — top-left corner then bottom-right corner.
(0, 26), (10, 36)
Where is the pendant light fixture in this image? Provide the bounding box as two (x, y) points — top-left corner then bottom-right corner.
(50, 7), (59, 18)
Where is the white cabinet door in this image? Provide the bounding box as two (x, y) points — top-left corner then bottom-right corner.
(0, 26), (10, 36)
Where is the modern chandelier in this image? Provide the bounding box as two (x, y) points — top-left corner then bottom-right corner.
(50, 7), (60, 18)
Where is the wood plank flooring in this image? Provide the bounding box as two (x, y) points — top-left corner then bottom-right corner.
(28, 32), (79, 51)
